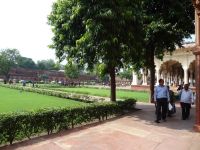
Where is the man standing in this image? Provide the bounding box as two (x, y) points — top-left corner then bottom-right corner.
(179, 84), (194, 120)
(154, 79), (170, 123)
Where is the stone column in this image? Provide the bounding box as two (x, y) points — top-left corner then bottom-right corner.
(160, 73), (164, 79)
(167, 73), (170, 85)
(194, 50), (200, 131)
(155, 68), (160, 85)
(189, 70), (194, 86)
(131, 71), (138, 85)
(164, 73), (167, 85)
(183, 67), (189, 84)
(192, 2), (200, 131)
(142, 70), (147, 85)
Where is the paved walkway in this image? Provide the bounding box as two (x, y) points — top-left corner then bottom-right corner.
(1, 103), (200, 150)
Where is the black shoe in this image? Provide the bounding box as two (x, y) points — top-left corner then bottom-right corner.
(155, 120), (160, 123)
(162, 119), (167, 122)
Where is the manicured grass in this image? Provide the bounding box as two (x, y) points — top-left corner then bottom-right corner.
(0, 87), (87, 113)
(51, 87), (149, 102)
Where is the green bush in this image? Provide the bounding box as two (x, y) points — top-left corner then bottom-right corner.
(0, 84), (105, 103)
(0, 99), (136, 146)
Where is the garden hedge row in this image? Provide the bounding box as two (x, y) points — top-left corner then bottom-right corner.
(0, 100), (136, 145)
(0, 84), (106, 102)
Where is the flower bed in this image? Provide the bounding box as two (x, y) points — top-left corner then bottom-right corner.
(0, 84), (106, 102)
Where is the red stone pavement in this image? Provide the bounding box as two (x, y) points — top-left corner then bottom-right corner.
(1, 102), (200, 150)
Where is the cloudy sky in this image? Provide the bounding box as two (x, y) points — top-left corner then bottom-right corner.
(0, 0), (56, 62)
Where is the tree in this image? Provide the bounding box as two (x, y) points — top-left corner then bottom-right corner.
(48, 0), (143, 101)
(37, 59), (57, 70)
(92, 63), (109, 83)
(65, 62), (80, 79)
(54, 61), (62, 70)
(0, 49), (20, 83)
(137, 0), (194, 102)
(38, 74), (49, 82)
(118, 68), (132, 80)
(17, 56), (37, 69)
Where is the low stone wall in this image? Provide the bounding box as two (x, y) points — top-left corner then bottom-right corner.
(131, 85), (196, 93)
(131, 85), (150, 91)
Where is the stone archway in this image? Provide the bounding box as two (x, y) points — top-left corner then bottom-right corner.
(159, 60), (184, 86)
(155, 43), (195, 86)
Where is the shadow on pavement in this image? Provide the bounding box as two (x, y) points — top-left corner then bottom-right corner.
(126, 102), (195, 132)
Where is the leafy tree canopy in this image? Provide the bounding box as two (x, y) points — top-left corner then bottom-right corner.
(17, 56), (37, 69)
(118, 68), (132, 80)
(48, 0), (144, 101)
(0, 49), (20, 82)
(137, 0), (195, 102)
(138, 0), (194, 68)
(64, 62), (81, 79)
(37, 59), (58, 70)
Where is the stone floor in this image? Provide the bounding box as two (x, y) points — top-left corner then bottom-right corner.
(1, 102), (200, 150)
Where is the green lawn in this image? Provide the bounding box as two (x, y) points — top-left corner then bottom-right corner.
(0, 87), (87, 113)
(50, 87), (149, 102)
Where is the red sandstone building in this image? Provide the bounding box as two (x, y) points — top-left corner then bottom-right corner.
(7, 68), (67, 82)
(0, 67), (99, 85)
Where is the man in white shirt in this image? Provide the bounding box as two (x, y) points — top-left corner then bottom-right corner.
(179, 84), (194, 120)
(154, 79), (170, 123)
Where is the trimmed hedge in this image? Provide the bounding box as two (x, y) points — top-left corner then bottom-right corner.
(0, 84), (106, 102)
(0, 100), (136, 145)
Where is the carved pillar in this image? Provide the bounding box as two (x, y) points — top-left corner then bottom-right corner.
(194, 50), (200, 131)
(189, 70), (194, 86)
(192, 0), (200, 131)
(142, 69), (148, 85)
(155, 67), (160, 85)
(183, 67), (189, 84)
(131, 71), (138, 85)
(164, 72), (167, 85)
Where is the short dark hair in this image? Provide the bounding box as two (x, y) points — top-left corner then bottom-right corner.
(159, 79), (164, 83)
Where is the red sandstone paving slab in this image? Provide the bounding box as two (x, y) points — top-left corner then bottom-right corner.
(57, 129), (158, 150)
(190, 134), (200, 150)
(154, 138), (193, 150)
(107, 115), (194, 137)
(103, 117), (197, 145)
(25, 142), (65, 150)
(1, 142), (65, 150)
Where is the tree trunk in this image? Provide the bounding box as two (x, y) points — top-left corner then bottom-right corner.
(149, 49), (155, 103)
(109, 66), (116, 102)
(6, 74), (10, 83)
(4, 74), (10, 84)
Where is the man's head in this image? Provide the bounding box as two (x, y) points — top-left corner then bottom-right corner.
(159, 79), (164, 86)
(184, 84), (189, 90)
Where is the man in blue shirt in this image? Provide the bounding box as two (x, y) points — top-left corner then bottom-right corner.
(154, 79), (170, 123)
(179, 84), (194, 120)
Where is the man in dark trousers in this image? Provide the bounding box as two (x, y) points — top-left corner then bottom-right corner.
(154, 79), (170, 123)
(179, 84), (194, 120)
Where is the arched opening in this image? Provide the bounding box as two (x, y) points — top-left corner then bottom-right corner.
(159, 60), (183, 86)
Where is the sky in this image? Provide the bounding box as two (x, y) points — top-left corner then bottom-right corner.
(0, 0), (195, 63)
(0, 0), (56, 63)
(184, 34), (195, 43)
